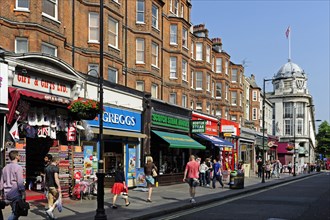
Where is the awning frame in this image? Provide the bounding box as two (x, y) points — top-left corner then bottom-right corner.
(91, 127), (147, 139)
(196, 133), (234, 148)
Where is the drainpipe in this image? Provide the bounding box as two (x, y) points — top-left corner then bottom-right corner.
(124, 0), (128, 86)
(72, 0), (75, 67)
(161, 10), (164, 99)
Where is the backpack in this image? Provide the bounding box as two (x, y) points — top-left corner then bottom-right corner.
(14, 199), (30, 216)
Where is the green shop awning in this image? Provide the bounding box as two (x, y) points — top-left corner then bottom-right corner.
(152, 130), (206, 150)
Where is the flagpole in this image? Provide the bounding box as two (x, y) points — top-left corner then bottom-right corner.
(288, 28), (291, 61)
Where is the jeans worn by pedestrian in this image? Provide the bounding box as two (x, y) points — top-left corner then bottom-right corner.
(199, 173), (206, 186)
(8, 196), (21, 220)
(212, 175), (224, 188)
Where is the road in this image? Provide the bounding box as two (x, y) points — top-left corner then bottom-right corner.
(154, 173), (330, 220)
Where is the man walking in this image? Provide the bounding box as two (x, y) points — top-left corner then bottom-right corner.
(212, 159), (224, 189)
(183, 155), (200, 203)
(45, 157), (61, 219)
(0, 150), (26, 220)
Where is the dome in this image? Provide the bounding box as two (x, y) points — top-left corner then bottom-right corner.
(275, 61), (306, 79)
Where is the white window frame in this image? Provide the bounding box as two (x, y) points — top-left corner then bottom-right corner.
(190, 100), (194, 110)
(182, 28), (188, 48)
(231, 91), (237, 106)
(42, 0), (58, 21)
(253, 90), (257, 101)
(212, 56), (215, 72)
(41, 42), (57, 56)
(15, 37), (28, 53)
(170, 24), (178, 45)
(240, 93), (242, 106)
(225, 60), (228, 75)
(87, 64), (99, 77)
(15, 0), (29, 11)
(182, 59), (187, 81)
(216, 109), (221, 117)
(173, 0), (179, 16)
(190, 71), (194, 89)
(151, 84), (158, 98)
(206, 103), (210, 114)
(216, 58), (222, 73)
(297, 119), (304, 135)
(196, 102), (202, 111)
(284, 119), (292, 135)
(136, 0), (145, 23)
(252, 108), (257, 120)
(108, 67), (118, 83)
(196, 43), (203, 61)
(182, 94), (187, 108)
(191, 42), (194, 59)
(232, 69), (238, 82)
(108, 17), (118, 48)
(206, 45), (211, 63)
(196, 71), (203, 90)
(152, 4), (158, 29)
(225, 84), (229, 100)
(151, 42), (159, 67)
(231, 115), (237, 122)
(180, 3), (184, 18)
(212, 81), (215, 98)
(206, 74), (211, 91)
(169, 93), (177, 104)
(170, 57), (177, 79)
(216, 82), (222, 99)
(136, 81), (145, 91)
(136, 38), (145, 64)
(89, 12), (99, 43)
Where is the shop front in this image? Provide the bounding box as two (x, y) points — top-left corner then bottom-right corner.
(87, 105), (145, 187)
(239, 127), (256, 177)
(267, 135), (279, 161)
(4, 54), (84, 199)
(150, 109), (205, 185)
(220, 119), (240, 170)
(277, 142), (294, 169)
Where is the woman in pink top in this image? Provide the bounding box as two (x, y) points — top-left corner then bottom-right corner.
(183, 155), (200, 203)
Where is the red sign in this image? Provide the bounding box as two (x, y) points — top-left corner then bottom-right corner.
(192, 112), (218, 136)
(67, 125), (76, 141)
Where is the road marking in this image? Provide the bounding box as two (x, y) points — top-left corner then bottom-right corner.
(155, 176), (314, 220)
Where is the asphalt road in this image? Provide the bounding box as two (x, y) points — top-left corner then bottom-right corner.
(154, 173), (330, 220)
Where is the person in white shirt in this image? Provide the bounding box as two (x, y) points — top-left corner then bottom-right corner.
(199, 161), (208, 186)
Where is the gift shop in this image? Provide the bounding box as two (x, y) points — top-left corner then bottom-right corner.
(4, 54), (83, 198)
(0, 62), (9, 165)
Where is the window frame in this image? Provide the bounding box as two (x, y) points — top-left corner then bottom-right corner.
(231, 91), (237, 106)
(108, 17), (119, 48)
(42, 0), (58, 21)
(136, 38), (145, 64)
(252, 90), (258, 101)
(190, 71), (194, 89)
(182, 94), (187, 108)
(231, 69), (238, 82)
(107, 67), (118, 83)
(191, 42), (194, 59)
(89, 12), (99, 43)
(206, 73), (211, 91)
(170, 57), (177, 79)
(196, 43), (203, 61)
(170, 24), (178, 45)
(182, 28), (188, 48)
(41, 42), (57, 57)
(169, 93), (177, 105)
(136, 0), (145, 23)
(216, 82), (222, 99)
(87, 64), (99, 77)
(252, 108), (257, 120)
(136, 81), (145, 91)
(206, 45), (211, 63)
(151, 42), (159, 67)
(216, 58), (222, 73)
(151, 4), (159, 29)
(151, 84), (158, 98)
(15, 0), (29, 11)
(182, 59), (187, 81)
(15, 37), (28, 53)
(196, 71), (203, 90)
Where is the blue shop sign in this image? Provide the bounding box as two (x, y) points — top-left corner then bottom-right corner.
(87, 106), (142, 132)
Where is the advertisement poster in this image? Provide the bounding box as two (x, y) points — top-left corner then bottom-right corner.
(84, 145), (94, 176)
(135, 168), (146, 187)
(127, 148), (136, 179)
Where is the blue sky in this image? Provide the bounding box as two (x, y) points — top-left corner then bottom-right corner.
(191, 0), (330, 124)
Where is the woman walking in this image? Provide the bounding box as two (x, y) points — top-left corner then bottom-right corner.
(111, 163), (130, 209)
(144, 156), (157, 202)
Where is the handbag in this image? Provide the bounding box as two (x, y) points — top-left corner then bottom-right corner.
(0, 200), (6, 209)
(14, 199), (30, 216)
(152, 168), (158, 177)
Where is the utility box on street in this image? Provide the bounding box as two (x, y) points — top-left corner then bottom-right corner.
(229, 170), (244, 189)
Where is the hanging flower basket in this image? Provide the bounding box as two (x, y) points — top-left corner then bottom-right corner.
(68, 98), (100, 120)
(286, 145), (294, 151)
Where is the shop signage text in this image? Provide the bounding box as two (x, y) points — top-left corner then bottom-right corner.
(192, 113), (218, 136)
(191, 120), (206, 133)
(87, 106), (142, 132)
(13, 71), (71, 98)
(152, 113), (189, 131)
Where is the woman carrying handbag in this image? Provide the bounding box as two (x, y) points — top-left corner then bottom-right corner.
(144, 156), (157, 203)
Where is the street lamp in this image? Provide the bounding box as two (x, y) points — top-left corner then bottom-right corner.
(307, 104), (321, 173)
(293, 105), (296, 176)
(95, 0), (106, 219)
(262, 78), (273, 183)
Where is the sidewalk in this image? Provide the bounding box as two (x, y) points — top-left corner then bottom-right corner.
(2, 172), (321, 220)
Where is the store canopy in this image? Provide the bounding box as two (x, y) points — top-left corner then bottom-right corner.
(196, 133), (234, 148)
(91, 127), (147, 139)
(152, 130), (206, 150)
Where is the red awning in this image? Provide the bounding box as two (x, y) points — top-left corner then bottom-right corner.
(7, 87), (71, 124)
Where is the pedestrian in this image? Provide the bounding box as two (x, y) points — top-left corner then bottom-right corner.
(303, 162), (308, 174)
(111, 163), (130, 209)
(212, 159), (224, 189)
(42, 154), (52, 208)
(45, 157), (61, 219)
(199, 161), (207, 186)
(144, 156), (157, 202)
(287, 161), (292, 175)
(265, 161), (271, 179)
(0, 150), (26, 220)
(205, 158), (212, 187)
(183, 155), (200, 203)
(257, 158), (263, 178)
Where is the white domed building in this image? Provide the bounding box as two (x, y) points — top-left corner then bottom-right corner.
(268, 60), (317, 171)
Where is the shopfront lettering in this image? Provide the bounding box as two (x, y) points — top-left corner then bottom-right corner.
(13, 72), (71, 98)
(103, 112), (136, 126)
(152, 113), (189, 131)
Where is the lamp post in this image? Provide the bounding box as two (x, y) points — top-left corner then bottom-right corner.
(293, 105), (296, 176)
(307, 103), (321, 173)
(95, 0), (106, 219)
(262, 78), (272, 183)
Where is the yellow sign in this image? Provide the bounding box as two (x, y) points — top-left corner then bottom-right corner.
(224, 133), (232, 137)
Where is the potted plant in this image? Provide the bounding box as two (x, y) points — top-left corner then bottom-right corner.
(286, 144), (294, 151)
(68, 98), (100, 120)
